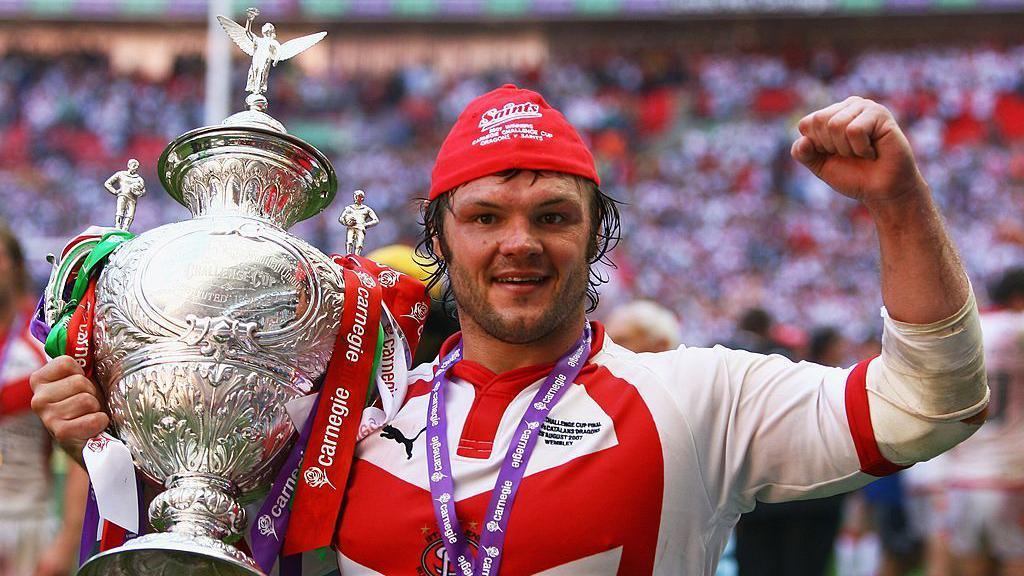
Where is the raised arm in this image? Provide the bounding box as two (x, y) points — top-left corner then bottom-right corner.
(792, 96), (968, 322)
(793, 97), (987, 466)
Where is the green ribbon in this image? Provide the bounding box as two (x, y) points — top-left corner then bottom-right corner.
(44, 231), (134, 359)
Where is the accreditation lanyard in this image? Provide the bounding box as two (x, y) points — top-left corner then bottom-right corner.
(426, 324), (592, 576)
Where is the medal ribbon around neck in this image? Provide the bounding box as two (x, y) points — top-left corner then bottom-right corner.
(426, 323), (592, 576)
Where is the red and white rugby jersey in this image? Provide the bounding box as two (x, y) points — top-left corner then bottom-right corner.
(0, 311), (52, 519)
(335, 322), (891, 575)
(943, 309), (1024, 489)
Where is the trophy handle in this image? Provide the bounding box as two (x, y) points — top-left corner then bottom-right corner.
(43, 232), (112, 327)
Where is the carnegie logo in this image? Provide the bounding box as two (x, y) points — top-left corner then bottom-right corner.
(354, 270), (377, 289)
(404, 301), (429, 323)
(313, 384), (352, 475)
(85, 435), (110, 453)
(303, 466), (336, 489)
(378, 269), (400, 288)
(257, 514), (278, 540)
(478, 102), (542, 131)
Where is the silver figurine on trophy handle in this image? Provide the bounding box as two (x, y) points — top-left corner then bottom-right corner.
(339, 189), (379, 255)
(104, 159), (146, 231)
(51, 10), (340, 576)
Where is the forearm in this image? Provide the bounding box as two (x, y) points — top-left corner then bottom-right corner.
(864, 184), (987, 464)
(869, 182), (969, 323)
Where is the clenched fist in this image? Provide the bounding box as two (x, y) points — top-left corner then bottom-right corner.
(792, 96), (928, 209)
(29, 356), (109, 463)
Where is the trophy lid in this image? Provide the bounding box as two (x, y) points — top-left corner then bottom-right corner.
(156, 9), (336, 228)
(158, 125), (336, 228)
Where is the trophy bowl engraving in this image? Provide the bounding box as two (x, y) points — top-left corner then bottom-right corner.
(79, 125), (341, 576)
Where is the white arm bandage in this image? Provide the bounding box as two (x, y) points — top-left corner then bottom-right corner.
(867, 288), (989, 465)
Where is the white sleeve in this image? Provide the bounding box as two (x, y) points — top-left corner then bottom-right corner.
(654, 346), (874, 514)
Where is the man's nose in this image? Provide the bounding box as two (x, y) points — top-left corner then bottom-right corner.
(498, 218), (542, 258)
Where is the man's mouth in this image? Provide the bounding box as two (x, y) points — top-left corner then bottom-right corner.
(492, 273), (550, 290)
(494, 276), (546, 284)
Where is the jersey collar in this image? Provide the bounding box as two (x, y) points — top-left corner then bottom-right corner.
(437, 321), (606, 395)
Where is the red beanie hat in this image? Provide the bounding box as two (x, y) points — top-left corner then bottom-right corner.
(428, 84), (600, 200)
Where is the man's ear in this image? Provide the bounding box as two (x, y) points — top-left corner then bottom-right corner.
(432, 236), (444, 262)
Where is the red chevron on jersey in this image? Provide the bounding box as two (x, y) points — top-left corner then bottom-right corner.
(335, 322), (894, 575)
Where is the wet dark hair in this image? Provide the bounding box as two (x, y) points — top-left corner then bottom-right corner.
(416, 169), (621, 316)
(990, 267), (1024, 307)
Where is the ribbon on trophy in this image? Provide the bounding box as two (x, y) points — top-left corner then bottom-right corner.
(249, 254), (429, 574)
(35, 228), (144, 563)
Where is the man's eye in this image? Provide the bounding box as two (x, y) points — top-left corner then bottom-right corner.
(540, 213), (565, 224)
(475, 214), (495, 224)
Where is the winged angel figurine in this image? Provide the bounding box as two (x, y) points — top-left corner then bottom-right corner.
(217, 8), (326, 99)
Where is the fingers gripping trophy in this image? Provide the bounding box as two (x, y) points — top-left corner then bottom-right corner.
(44, 11), (342, 576)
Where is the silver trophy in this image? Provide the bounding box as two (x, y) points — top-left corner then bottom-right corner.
(48, 12), (339, 576)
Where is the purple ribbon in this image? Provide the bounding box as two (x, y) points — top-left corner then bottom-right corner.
(250, 394), (322, 573)
(426, 324), (592, 576)
(30, 295), (50, 344)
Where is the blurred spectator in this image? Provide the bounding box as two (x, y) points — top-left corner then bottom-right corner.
(0, 221), (88, 576)
(732, 324), (849, 576)
(605, 299), (681, 353)
(2, 43), (1023, 351)
(939, 267), (1024, 576)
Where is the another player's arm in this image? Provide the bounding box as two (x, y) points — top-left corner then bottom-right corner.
(794, 97), (987, 465)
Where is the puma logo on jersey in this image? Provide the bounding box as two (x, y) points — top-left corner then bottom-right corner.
(381, 424), (427, 459)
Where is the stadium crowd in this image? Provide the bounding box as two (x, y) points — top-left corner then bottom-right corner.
(2, 44), (1024, 346)
(2, 37), (1024, 576)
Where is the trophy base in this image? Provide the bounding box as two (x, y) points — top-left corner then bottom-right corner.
(77, 532), (265, 576)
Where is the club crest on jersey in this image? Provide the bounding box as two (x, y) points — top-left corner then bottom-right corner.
(478, 102), (542, 131)
(419, 526), (480, 576)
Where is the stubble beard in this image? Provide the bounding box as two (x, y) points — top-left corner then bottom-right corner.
(449, 257), (589, 346)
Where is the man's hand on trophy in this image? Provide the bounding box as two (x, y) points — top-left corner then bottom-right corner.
(30, 356), (109, 465)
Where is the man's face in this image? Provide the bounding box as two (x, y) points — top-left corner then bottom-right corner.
(437, 172), (592, 345)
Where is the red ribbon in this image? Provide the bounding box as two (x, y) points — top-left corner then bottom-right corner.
(65, 278), (129, 552)
(66, 277), (97, 377)
(283, 262), (383, 555)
